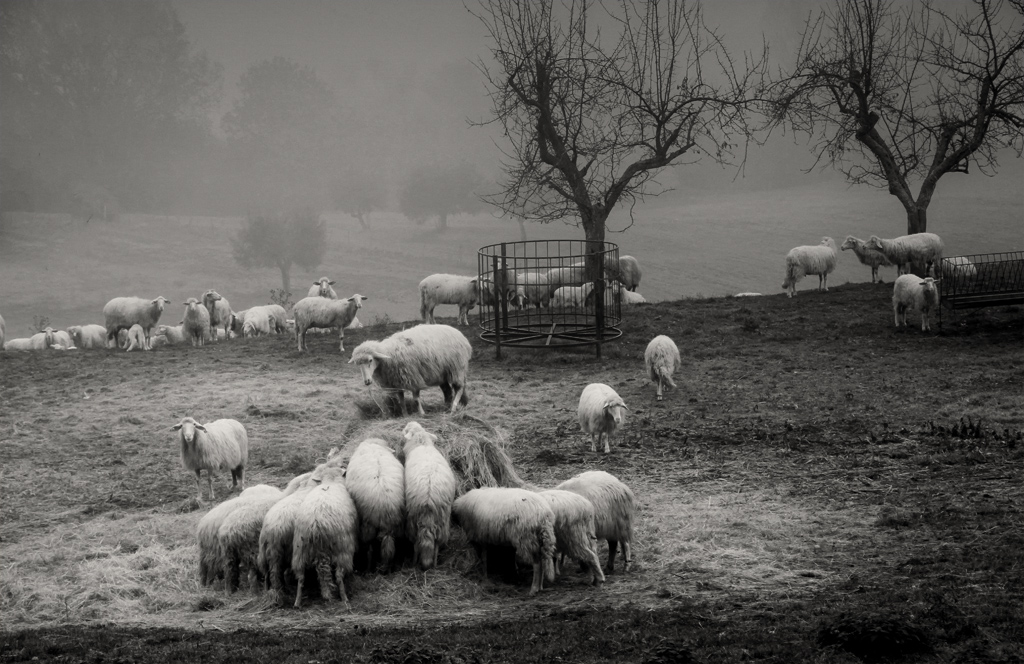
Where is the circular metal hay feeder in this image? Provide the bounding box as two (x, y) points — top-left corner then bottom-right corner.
(477, 240), (623, 358)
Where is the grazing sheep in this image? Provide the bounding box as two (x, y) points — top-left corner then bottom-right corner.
(196, 484), (283, 587)
(125, 323), (149, 351)
(345, 439), (405, 572)
(866, 233), (944, 277)
(781, 237), (838, 298)
(156, 324), (186, 345)
(202, 290), (232, 340)
(292, 465), (358, 608)
(293, 294), (366, 352)
(452, 487), (557, 595)
(552, 282), (596, 308)
(218, 488), (286, 594)
(349, 324), (471, 416)
(892, 275), (942, 332)
(228, 309), (248, 336)
(510, 272), (551, 309)
(263, 304), (289, 333)
(241, 307), (272, 338)
(67, 324), (107, 349)
(616, 256), (642, 291)
(578, 383), (627, 454)
(173, 416), (249, 501)
(420, 274), (479, 325)
(556, 470), (635, 574)
(258, 480), (317, 600)
(538, 489), (605, 586)
(402, 422), (457, 570)
(939, 256), (978, 280)
(645, 335), (680, 401)
(102, 296), (170, 347)
(116, 328), (129, 349)
(840, 236), (893, 283)
(182, 298), (211, 347)
(308, 277), (338, 299)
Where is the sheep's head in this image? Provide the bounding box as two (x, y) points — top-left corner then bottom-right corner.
(402, 421), (438, 454)
(346, 294), (367, 310)
(349, 342), (388, 385)
(919, 277), (940, 295)
(313, 278), (336, 297)
(183, 297), (201, 312)
(865, 236), (883, 251)
(840, 236), (857, 251)
(67, 326), (82, 346)
(604, 399), (628, 426)
(171, 416), (207, 444)
(151, 296), (169, 311)
(202, 290), (222, 306)
(310, 464), (345, 485)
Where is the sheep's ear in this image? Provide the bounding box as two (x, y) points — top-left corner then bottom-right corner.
(194, 423), (207, 432)
(359, 295), (368, 301)
(347, 356), (356, 364)
(171, 424), (182, 431)
(372, 352), (391, 361)
(328, 280), (336, 285)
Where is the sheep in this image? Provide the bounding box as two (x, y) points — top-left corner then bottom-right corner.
(509, 272), (551, 309)
(293, 294), (366, 352)
(556, 470), (636, 574)
(202, 290), (232, 340)
(619, 289), (647, 305)
(228, 309), (248, 336)
(552, 282), (596, 308)
(178, 298), (210, 347)
(616, 256), (642, 291)
(196, 484), (283, 587)
(4, 338), (34, 351)
(644, 335), (680, 401)
(734, 292), (763, 297)
(116, 328), (129, 349)
(865, 232), (944, 277)
(25, 328), (57, 350)
(939, 256), (978, 281)
(344, 439), (405, 572)
(67, 324), (107, 349)
(892, 275), (942, 332)
(291, 465), (359, 608)
(102, 296), (170, 347)
(781, 237), (838, 298)
(537, 489), (605, 586)
(156, 324), (186, 345)
(349, 324), (471, 416)
(263, 304), (289, 333)
(545, 264), (587, 296)
(419, 274), (479, 325)
(401, 421), (457, 570)
(308, 277), (338, 299)
(578, 383), (628, 454)
(840, 236), (893, 283)
(257, 478), (317, 601)
(218, 487), (287, 594)
(124, 323), (149, 351)
(452, 487), (557, 595)
(51, 330), (74, 350)
(172, 416), (248, 501)
(241, 307), (272, 338)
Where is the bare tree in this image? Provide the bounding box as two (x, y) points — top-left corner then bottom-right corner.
(399, 163), (487, 231)
(472, 0), (766, 247)
(770, 0), (1024, 234)
(231, 210), (326, 296)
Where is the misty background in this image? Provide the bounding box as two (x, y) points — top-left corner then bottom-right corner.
(1, 0), (1021, 335)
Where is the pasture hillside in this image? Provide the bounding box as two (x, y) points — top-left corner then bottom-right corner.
(1, 285), (1021, 663)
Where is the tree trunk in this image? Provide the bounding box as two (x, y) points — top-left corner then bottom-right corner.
(356, 212), (369, 229)
(905, 205), (927, 235)
(278, 262), (292, 296)
(436, 213), (448, 231)
(518, 219), (527, 241)
(581, 208), (610, 360)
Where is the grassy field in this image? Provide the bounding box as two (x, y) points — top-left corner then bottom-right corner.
(1, 282), (1021, 663)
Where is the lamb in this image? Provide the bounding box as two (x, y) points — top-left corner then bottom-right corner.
(616, 255), (642, 291)
(196, 484), (283, 587)
(509, 272), (551, 309)
(202, 290), (232, 340)
(419, 274), (479, 325)
(452, 487), (557, 595)
(52, 330), (74, 350)
(619, 288), (647, 305)
(291, 465), (359, 608)
(645, 335), (681, 401)
(939, 256), (978, 281)
(578, 383), (628, 454)
(172, 416), (248, 501)
(537, 489), (605, 586)
(307, 277), (338, 299)
(124, 324), (149, 351)
(258, 477), (317, 601)
(349, 324), (471, 416)
(156, 324), (186, 345)
(344, 439), (405, 572)
(401, 421), (457, 570)
(241, 307), (272, 338)
(102, 296), (170, 347)
(865, 232), (944, 277)
(840, 236), (893, 283)
(556, 470), (636, 574)
(67, 324), (107, 349)
(552, 282), (596, 308)
(781, 237), (838, 298)
(218, 487), (286, 593)
(181, 298), (211, 347)
(892, 275), (942, 332)
(293, 294), (366, 352)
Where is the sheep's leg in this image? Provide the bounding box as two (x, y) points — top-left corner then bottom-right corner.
(225, 552), (240, 594)
(656, 374), (664, 401)
(622, 541), (632, 572)
(478, 544), (488, 580)
(590, 434), (597, 453)
(293, 571), (304, 609)
(413, 390), (425, 416)
(440, 383), (454, 407)
(194, 470), (203, 501)
(450, 385), (465, 414)
(297, 329), (304, 352)
(605, 540), (618, 575)
(530, 554), (543, 595)
(315, 557), (335, 601)
(822, 273), (828, 291)
(208, 472), (216, 501)
(333, 559), (350, 609)
(337, 329), (345, 353)
(603, 433), (610, 454)
(585, 547), (606, 585)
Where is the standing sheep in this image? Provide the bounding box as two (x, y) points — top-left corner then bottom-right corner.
(218, 488), (286, 594)
(349, 324), (471, 416)
(172, 416), (249, 501)
(258, 479), (317, 600)
(345, 439), (405, 572)
(241, 307), (272, 338)
(452, 487), (557, 595)
(578, 383), (628, 454)
(538, 489), (605, 586)
(292, 465), (359, 608)
(293, 294), (366, 352)
(556, 470), (636, 574)
(308, 277), (338, 299)
(892, 275), (942, 332)
(781, 237), (838, 298)
(196, 484), (283, 587)
(263, 304), (289, 333)
(866, 232), (944, 277)
(552, 282), (596, 308)
(510, 272), (551, 309)
(617, 256), (642, 291)
(102, 296), (170, 347)
(402, 422), (457, 570)
(202, 290), (232, 340)
(182, 298), (211, 347)
(644, 335), (680, 401)
(419, 274), (479, 325)
(125, 324), (149, 351)
(840, 236), (893, 283)
(67, 324), (107, 349)
(545, 264), (586, 297)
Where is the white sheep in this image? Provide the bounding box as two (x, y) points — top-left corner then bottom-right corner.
(402, 422), (457, 570)
(452, 487), (557, 595)
(552, 282), (596, 308)
(578, 383), (627, 454)
(537, 489), (605, 586)
(781, 237), (838, 298)
(102, 296), (170, 347)
(840, 236), (893, 283)
(124, 323), (149, 351)
(293, 294), (366, 352)
(510, 272), (551, 309)
(51, 329), (74, 350)
(172, 416), (249, 501)
(218, 487), (286, 594)
(258, 479), (317, 600)
(616, 255), (642, 291)
(345, 439), (405, 572)
(556, 470), (636, 574)
(4, 337), (35, 351)
(292, 465), (358, 608)
(645, 335), (680, 401)
(27, 327), (57, 350)
(308, 276), (338, 299)
(545, 264), (586, 297)
(866, 232), (944, 277)
(263, 304), (289, 333)
(156, 324), (186, 345)
(892, 275), (942, 332)
(241, 307), (272, 338)
(620, 289), (647, 305)
(67, 324), (107, 349)
(349, 324), (471, 416)
(939, 256), (978, 281)
(202, 290), (232, 340)
(419, 274), (479, 325)
(196, 484), (283, 587)
(181, 298), (211, 347)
